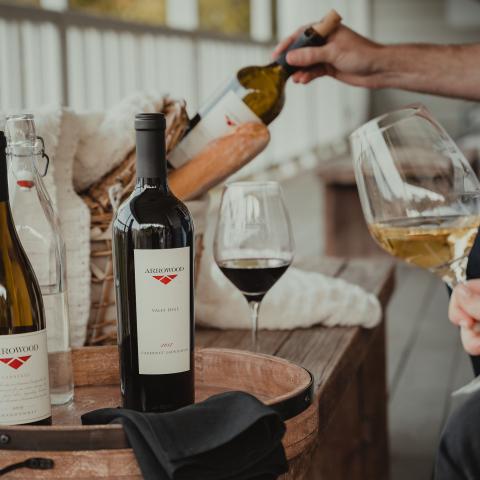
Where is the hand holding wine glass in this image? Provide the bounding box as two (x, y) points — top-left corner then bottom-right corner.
(449, 280), (480, 355)
(214, 181), (294, 349)
(351, 104), (480, 289)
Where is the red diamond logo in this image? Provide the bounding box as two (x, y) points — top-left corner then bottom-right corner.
(153, 274), (177, 285)
(0, 356), (31, 370)
(8, 359), (22, 369)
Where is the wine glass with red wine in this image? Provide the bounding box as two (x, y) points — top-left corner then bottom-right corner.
(214, 181), (294, 349)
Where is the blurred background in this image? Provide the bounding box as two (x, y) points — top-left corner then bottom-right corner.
(1, 0), (480, 253)
(1, 0), (480, 478)
(0, 0), (369, 178)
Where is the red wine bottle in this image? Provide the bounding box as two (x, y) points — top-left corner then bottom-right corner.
(112, 114), (194, 412)
(0, 131), (51, 426)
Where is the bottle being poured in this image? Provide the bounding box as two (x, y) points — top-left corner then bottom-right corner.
(5, 114), (74, 405)
(168, 9), (342, 169)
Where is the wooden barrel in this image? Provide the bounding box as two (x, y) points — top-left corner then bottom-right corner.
(0, 347), (318, 479)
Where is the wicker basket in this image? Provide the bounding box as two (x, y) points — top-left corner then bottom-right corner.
(81, 97), (200, 346)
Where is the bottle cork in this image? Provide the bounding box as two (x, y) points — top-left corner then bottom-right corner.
(312, 10), (342, 38)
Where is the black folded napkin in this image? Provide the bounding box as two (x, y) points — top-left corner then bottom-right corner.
(82, 391), (288, 480)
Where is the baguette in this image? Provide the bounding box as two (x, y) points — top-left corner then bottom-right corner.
(169, 122), (270, 201)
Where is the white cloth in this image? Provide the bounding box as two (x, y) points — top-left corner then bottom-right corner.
(196, 218), (382, 330)
(52, 110), (92, 346)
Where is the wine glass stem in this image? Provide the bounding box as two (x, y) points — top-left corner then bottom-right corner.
(248, 300), (260, 351)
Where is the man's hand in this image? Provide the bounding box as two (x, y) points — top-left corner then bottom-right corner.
(449, 280), (480, 355)
(273, 22), (480, 101)
(273, 25), (385, 88)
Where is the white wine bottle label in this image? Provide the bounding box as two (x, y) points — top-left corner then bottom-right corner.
(0, 329), (51, 425)
(168, 90), (262, 168)
(134, 247), (191, 375)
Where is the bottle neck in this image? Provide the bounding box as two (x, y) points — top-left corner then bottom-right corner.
(275, 26), (327, 77)
(135, 129), (169, 192)
(0, 155), (9, 204)
(135, 176), (168, 191)
(0, 135), (11, 230)
(0, 203), (12, 230)
(0, 156), (14, 234)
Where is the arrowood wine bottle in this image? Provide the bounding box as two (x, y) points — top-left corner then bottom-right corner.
(112, 113), (194, 412)
(169, 9), (342, 168)
(0, 131), (51, 426)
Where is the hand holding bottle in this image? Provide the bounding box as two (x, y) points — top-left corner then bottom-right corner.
(168, 10), (341, 168)
(273, 25), (383, 87)
(274, 21), (480, 101)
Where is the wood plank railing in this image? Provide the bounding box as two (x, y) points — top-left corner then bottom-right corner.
(0, 2), (368, 175)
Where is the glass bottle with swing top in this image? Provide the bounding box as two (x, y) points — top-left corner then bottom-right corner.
(5, 114), (73, 405)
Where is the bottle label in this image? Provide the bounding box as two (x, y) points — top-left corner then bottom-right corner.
(168, 90), (262, 168)
(0, 329), (51, 425)
(134, 247), (191, 375)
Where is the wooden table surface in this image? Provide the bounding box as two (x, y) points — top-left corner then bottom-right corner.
(0, 257), (394, 480)
(197, 256), (396, 480)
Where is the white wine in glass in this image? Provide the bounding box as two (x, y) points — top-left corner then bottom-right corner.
(369, 215), (480, 287)
(351, 105), (480, 288)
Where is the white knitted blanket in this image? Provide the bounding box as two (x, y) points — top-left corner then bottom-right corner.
(1, 93), (382, 347)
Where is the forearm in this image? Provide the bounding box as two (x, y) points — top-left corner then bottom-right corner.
(375, 43), (480, 101)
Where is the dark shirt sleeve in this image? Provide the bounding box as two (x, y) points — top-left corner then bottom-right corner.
(466, 229), (480, 375)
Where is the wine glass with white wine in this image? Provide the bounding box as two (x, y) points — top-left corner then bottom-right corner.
(351, 104), (480, 288)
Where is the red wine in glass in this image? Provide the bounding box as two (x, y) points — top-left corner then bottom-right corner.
(218, 258), (290, 302)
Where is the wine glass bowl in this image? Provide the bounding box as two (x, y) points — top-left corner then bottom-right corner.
(214, 181), (294, 347)
(351, 105), (480, 287)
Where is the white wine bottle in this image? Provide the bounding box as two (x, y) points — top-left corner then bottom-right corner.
(0, 131), (51, 426)
(169, 9), (342, 168)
